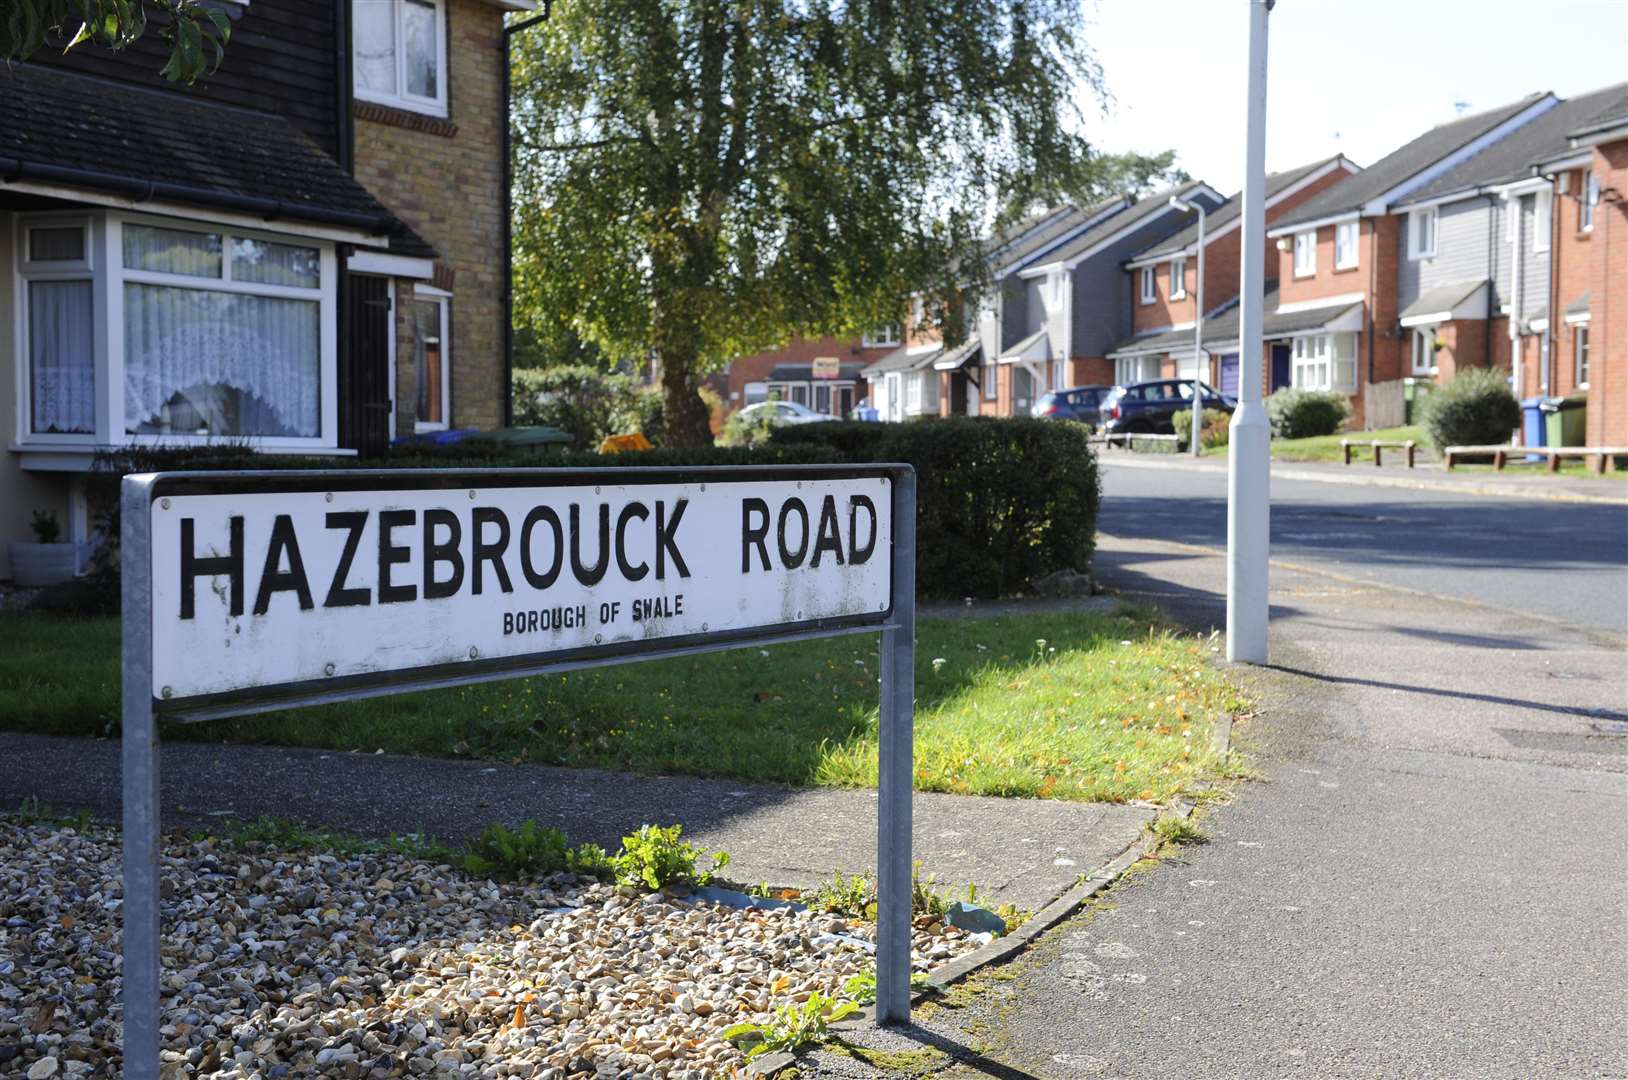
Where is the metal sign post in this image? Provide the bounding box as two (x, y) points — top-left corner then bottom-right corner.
(119, 464), (916, 1078)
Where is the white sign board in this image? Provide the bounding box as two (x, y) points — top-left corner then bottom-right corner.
(144, 469), (895, 709)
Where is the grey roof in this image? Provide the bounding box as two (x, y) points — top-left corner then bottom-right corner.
(1566, 292), (1590, 316)
(1276, 93), (1553, 228)
(1399, 280), (1487, 321)
(1134, 156), (1356, 261)
(1108, 286), (1364, 355)
(766, 362), (865, 382)
(1570, 86), (1628, 140)
(0, 63), (433, 255)
(1404, 83), (1627, 203)
(859, 344), (942, 377)
(1034, 179), (1220, 266)
(998, 328), (1048, 360)
(932, 338), (983, 371)
(988, 195), (1128, 272)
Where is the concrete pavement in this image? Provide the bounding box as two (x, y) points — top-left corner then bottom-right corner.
(796, 530), (1628, 1078)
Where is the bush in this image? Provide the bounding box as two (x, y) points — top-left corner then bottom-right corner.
(610, 824), (728, 890)
(1418, 368), (1520, 449)
(1265, 388), (1350, 440)
(460, 820), (611, 882)
(717, 406), (781, 447)
(1172, 408), (1232, 450)
(511, 365), (663, 449)
(770, 417), (1100, 599)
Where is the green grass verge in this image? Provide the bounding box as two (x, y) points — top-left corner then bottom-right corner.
(1204, 425), (1427, 462)
(0, 608), (1245, 804)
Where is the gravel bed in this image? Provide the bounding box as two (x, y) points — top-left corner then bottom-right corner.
(0, 821), (983, 1079)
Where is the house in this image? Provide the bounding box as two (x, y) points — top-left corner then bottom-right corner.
(724, 334), (891, 418)
(1263, 92), (1560, 427)
(1381, 82), (1625, 434)
(1106, 155), (1361, 394)
(1, 0), (532, 579)
(960, 182), (1227, 417)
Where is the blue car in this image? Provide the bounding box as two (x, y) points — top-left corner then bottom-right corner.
(1100, 379), (1235, 436)
(1032, 385), (1111, 425)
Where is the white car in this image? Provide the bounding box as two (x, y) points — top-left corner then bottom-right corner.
(737, 400), (836, 425)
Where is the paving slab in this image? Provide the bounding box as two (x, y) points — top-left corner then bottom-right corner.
(0, 733), (1152, 913)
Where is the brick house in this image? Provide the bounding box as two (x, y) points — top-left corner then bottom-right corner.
(1262, 93), (1558, 428)
(0, 0), (531, 579)
(1106, 155), (1360, 395)
(724, 334), (893, 419)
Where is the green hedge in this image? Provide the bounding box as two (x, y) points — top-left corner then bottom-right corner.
(771, 419), (1100, 598)
(63, 418), (1096, 612)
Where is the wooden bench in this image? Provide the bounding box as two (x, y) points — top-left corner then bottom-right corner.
(1342, 438), (1417, 468)
(1443, 445), (1628, 475)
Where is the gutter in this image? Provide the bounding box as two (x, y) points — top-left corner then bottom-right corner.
(0, 155), (392, 234)
(502, 6), (553, 428)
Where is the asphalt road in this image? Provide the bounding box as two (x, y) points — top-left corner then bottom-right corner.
(801, 468), (1628, 1079)
(1097, 463), (1628, 635)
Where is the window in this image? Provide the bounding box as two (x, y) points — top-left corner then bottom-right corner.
(1332, 333), (1356, 391)
(20, 219), (95, 437)
(1534, 188), (1552, 253)
(1582, 171), (1599, 232)
(353, 0), (447, 117)
(1051, 359), (1065, 391)
(1408, 207), (1437, 260)
(123, 224), (323, 438)
(17, 213), (336, 449)
(1170, 258), (1187, 300)
(982, 363), (996, 399)
(1293, 231), (1316, 276)
(1114, 355), (1160, 385)
(905, 373), (921, 410)
(1139, 265), (1156, 304)
(413, 294), (449, 430)
(815, 384), (832, 413)
(1334, 221), (1359, 270)
(1411, 328), (1438, 375)
(1575, 327), (1591, 387)
(1292, 333), (1357, 392)
(743, 381), (768, 405)
(862, 322), (901, 348)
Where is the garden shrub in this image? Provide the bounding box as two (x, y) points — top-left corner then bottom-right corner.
(717, 405), (780, 447)
(1172, 408), (1232, 450)
(610, 824), (728, 890)
(1418, 368), (1520, 449)
(511, 365), (663, 448)
(1265, 388), (1349, 440)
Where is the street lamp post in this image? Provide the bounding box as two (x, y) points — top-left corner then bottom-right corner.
(1227, 0), (1272, 664)
(1169, 195), (1207, 457)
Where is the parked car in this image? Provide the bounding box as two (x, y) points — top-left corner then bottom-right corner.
(1099, 380), (1235, 436)
(1033, 385), (1111, 425)
(736, 400), (837, 426)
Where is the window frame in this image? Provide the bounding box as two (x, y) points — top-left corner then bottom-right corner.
(412, 288), (452, 432)
(1581, 172), (1598, 233)
(1575, 326), (1591, 388)
(352, 0), (450, 119)
(861, 322), (902, 348)
(1410, 327), (1438, 376)
(982, 362), (996, 399)
(1334, 221), (1359, 270)
(1170, 257), (1187, 300)
(1139, 265), (1156, 305)
(1534, 187), (1552, 254)
(1293, 231), (1316, 277)
(1408, 207), (1437, 260)
(14, 209), (339, 452)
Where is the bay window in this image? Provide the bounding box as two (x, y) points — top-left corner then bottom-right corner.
(16, 211), (336, 451)
(1291, 333), (1357, 393)
(353, 0), (448, 117)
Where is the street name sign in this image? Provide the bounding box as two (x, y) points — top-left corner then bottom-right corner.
(120, 465), (917, 1079)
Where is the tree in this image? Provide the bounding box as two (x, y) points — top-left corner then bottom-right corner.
(511, 0), (1112, 446)
(2, 1), (229, 84)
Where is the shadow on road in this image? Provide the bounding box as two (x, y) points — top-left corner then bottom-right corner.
(828, 1027), (1046, 1079)
(1262, 665), (1628, 725)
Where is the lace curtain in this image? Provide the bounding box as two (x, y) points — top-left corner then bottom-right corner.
(28, 280), (95, 435)
(124, 284), (321, 438)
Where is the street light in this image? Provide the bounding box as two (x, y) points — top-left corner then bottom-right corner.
(1228, 0), (1272, 664)
(1168, 195), (1206, 458)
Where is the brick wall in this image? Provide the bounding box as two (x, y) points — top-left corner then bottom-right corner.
(1587, 141), (1627, 446)
(1276, 220), (1371, 307)
(722, 336), (887, 411)
(352, 0), (507, 433)
(1551, 166), (1594, 403)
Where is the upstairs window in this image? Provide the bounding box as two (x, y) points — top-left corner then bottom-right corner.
(1582, 172), (1599, 232)
(1408, 207), (1437, 260)
(1293, 231), (1316, 276)
(1334, 221), (1359, 270)
(1170, 258), (1187, 300)
(353, 0), (447, 118)
(862, 322), (901, 348)
(1139, 265), (1156, 304)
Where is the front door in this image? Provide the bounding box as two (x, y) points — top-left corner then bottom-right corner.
(950, 372), (968, 415)
(1011, 366), (1035, 415)
(1270, 343), (1292, 392)
(343, 274), (393, 454)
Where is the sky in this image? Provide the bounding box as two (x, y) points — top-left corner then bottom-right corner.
(1079, 0), (1628, 194)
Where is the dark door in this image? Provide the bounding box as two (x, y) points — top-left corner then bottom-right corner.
(1270, 343), (1292, 392)
(343, 274), (392, 455)
(950, 372), (968, 415)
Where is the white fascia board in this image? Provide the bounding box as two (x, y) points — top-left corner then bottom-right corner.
(1489, 175), (1550, 198)
(1563, 310), (1591, 325)
(349, 250), (436, 279)
(1392, 187), (1483, 212)
(0, 179), (380, 245)
(1528, 317), (1550, 333)
(1024, 183), (1225, 278)
(1534, 151), (1592, 173)
(1571, 122), (1628, 148)
(1361, 95), (1560, 214)
(1267, 209), (1359, 239)
(1274, 291), (1366, 315)
(1399, 311), (1451, 328)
